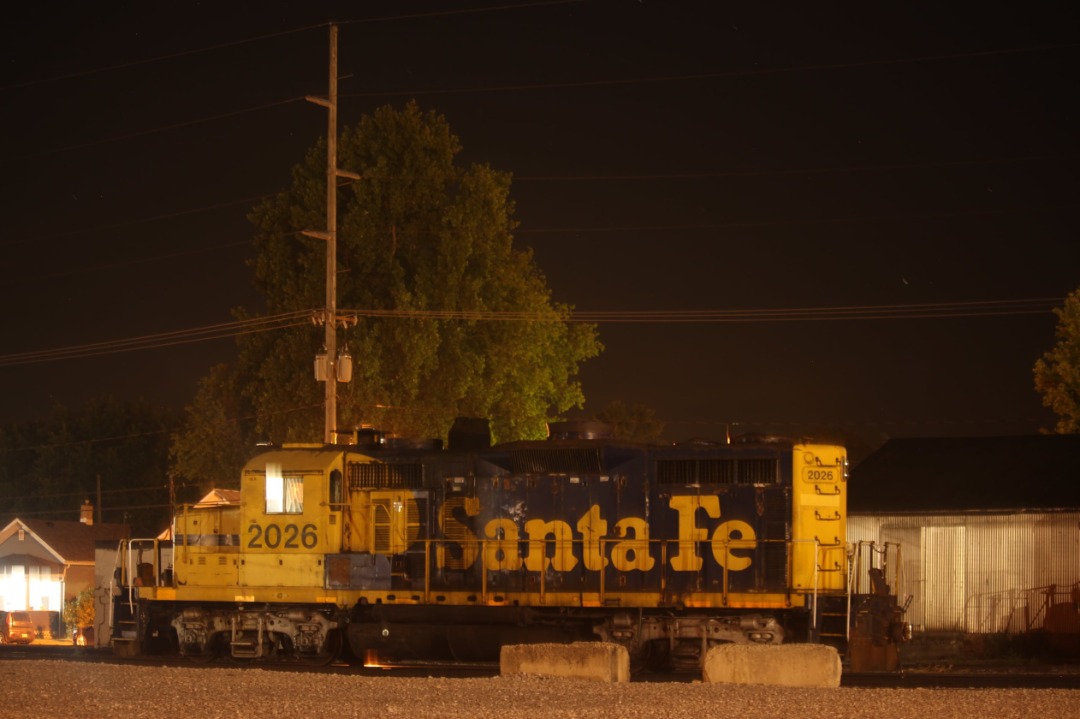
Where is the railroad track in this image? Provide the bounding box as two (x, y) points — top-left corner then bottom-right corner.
(4, 644), (1078, 688)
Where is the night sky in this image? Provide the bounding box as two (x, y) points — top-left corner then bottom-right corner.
(2, 1), (1077, 459)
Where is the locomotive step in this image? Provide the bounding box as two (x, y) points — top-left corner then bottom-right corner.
(230, 641), (260, 657)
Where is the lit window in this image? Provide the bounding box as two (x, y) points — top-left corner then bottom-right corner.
(265, 463), (303, 514)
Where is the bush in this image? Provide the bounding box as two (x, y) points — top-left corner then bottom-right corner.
(63, 588), (95, 634)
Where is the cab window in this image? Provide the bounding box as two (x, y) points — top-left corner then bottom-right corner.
(265, 463), (303, 514)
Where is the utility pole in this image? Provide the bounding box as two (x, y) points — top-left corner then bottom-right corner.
(305, 24), (359, 444)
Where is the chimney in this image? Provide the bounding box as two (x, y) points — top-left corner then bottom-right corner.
(80, 499), (93, 526)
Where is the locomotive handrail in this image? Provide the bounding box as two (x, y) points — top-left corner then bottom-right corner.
(659, 541), (668, 603)
(123, 537), (169, 589)
(411, 535), (802, 608)
(847, 542), (854, 640)
(424, 541), (431, 600)
(850, 540), (906, 596)
(114, 539), (135, 610)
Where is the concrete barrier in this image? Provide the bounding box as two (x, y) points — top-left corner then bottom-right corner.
(500, 642), (630, 683)
(702, 643), (842, 688)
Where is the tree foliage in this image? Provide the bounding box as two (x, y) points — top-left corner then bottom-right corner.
(1034, 289), (1080, 434)
(594, 401), (667, 444)
(64, 587), (95, 631)
(172, 103), (600, 482)
(168, 363), (253, 492)
(0, 397), (178, 535)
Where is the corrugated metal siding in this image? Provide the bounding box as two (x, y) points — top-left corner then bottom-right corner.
(849, 512), (1080, 634)
(926, 525), (965, 631)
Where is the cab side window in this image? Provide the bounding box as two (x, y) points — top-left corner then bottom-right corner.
(265, 462), (303, 514)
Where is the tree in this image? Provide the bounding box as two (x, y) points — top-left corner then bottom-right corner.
(1034, 289), (1080, 434)
(0, 397), (178, 535)
(172, 102), (600, 479)
(169, 363), (253, 492)
(64, 587), (95, 633)
(594, 401), (666, 444)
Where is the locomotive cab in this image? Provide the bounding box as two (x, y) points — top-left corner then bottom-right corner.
(234, 447), (339, 590)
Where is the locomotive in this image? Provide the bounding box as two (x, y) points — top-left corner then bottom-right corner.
(111, 419), (908, 672)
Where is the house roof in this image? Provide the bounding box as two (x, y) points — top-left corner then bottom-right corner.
(1, 519), (130, 563)
(849, 435), (1080, 513)
(193, 488), (241, 507)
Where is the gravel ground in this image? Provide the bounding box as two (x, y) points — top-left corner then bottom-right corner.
(3, 660), (1078, 719)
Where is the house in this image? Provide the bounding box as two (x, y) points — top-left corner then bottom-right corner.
(847, 435), (1080, 644)
(0, 504), (129, 638)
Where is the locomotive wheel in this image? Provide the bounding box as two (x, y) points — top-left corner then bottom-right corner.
(299, 629), (342, 666)
(628, 641), (658, 675)
(642, 639), (674, 673)
(183, 643), (219, 664)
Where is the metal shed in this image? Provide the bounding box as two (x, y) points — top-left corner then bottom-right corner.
(848, 436), (1080, 636)
(848, 511), (1079, 634)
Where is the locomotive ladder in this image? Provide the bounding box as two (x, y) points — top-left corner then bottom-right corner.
(109, 538), (145, 657)
(815, 598), (850, 646)
(811, 538), (850, 648)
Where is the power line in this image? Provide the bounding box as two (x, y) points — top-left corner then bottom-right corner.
(341, 41), (1080, 99)
(0, 503), (174, 519)
(339, 0), (585, 26)
(512, 154), (1075, 182)
(2, 2), (585, 91)
(0, 402), (320, 455)
(8, 170), (1073, 271)
(578, 298), (1062, 323)
(5, 29), (1072, 166)
(0, 24), (327, 92)
(0, 310), (314, 367)
(0, 98), (307, 164)
(1, 17), (1071, 265)
(0, 427), (177, 453)
(10, 194), (275, 247)
(514, 203), (1079, 235)
(11, 241), (252, 284)
(0, 298), (1060, 370)
(1, 485), (168, 502)
(341, 298), (1061, 323)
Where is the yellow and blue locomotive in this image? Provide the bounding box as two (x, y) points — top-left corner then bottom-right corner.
(112, 419), (907, 671)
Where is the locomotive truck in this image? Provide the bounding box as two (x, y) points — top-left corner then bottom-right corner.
(111, 419), (908, 672)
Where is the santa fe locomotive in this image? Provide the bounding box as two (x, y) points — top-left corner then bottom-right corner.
(111, 419), (909, 672)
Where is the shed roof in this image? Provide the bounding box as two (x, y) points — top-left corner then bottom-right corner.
(849, 435), (1080, 513)
(0, 519), (130, 563)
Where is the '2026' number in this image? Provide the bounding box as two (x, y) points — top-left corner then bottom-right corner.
(247, 522), (318, 549)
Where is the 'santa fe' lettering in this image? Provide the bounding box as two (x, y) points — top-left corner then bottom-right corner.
(437, 496), (757, 573)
